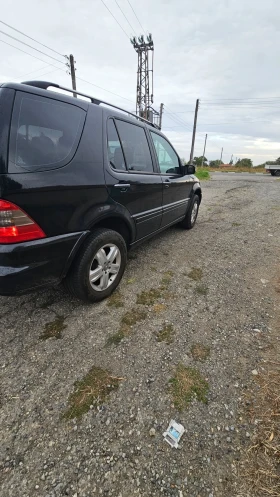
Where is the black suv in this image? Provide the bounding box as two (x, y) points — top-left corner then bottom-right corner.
(0, 81), (202, 302)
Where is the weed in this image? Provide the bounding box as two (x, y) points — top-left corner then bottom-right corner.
(232, 222), (241, 227)
(156, 324), (174, 344)
(40, 316), (66, 340)
(126, 278), (136, 284)
(137, 288), (162, 305)
(107, 291), (124, 308)
(195, 284), (208, 296)
(63, 366), (123, 419)
(188, 267), (203, 281)
(169, 364), (209, 410)
(106, 308), (147, 345)
(191, 343), (210, 361)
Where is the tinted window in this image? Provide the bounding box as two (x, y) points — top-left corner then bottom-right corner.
(107, 119), (126, 171)
(115, 120), (154, 172)
(12, 95), (85, 171)
(151, 132), (180, 174)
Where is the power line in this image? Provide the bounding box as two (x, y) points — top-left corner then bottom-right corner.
(100, 0), (130, 38)
(126, 0), (146, 33)
(76, 76), (135, 103)
(0, 19), (65, 58)
(164, 105), (193, 131)
(1, 38), (133, 104)
(0, 29), (66, 65)
(203, 97), (280, 101)
(27, 67), (62, 79)
(115, 0), (137, 35)
(19, 63), (55, 79)
(0, 38), (65, 71)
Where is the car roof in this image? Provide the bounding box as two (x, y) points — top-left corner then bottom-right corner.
(1, 82), (90, 111)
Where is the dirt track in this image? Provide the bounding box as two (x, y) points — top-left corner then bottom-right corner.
(0, 173), (279, 497)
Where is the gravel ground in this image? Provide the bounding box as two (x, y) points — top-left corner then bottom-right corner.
(0, 173), (279, 497)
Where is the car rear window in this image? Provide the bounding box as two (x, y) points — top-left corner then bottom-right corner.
(9, 93), (86, 172)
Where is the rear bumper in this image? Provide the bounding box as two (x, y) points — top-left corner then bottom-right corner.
(0, 232), (87, 296)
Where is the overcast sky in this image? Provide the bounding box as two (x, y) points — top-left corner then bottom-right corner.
(1, 0), (280, 165)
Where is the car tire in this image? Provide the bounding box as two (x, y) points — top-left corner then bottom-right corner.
(180, 194), (200, 230)
(271, 170), (276, 176)
(64, 228), (127, 302)
(275, 170), (280, 177)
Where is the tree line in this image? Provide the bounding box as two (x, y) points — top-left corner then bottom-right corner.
(181, 156), (280, 168)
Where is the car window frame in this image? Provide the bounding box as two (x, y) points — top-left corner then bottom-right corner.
(106, 117), (128, 172)
(149, 130), (183, 176)
(8, 91), (86, 173)
(113, 117), (158, 175)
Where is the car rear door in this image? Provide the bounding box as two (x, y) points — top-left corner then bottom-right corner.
(104, 117), (163, 240)
(149, 131), (194, 227)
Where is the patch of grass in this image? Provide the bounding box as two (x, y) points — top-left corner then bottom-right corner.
(195, 284), (208, 296)
(161, 270), (174, 288)
(106, 308), (147, 346)
(40, 315), (66, 340)
(106, 325), (130, 345)
(126, 278), (136, 284)
(121, 308), (147, 326)
(169, 364), (209, 410)
(107, 290), (124, 308)
(191, 343), (210, 361)
(188, 267), (203, 281)
(211, 166), (266, 174)
(232, 222), (241, 227)
(156, 324), (174, 344)
(63, 366), (123, 419)
(137, 288), (162, 305)
(153, 303), (166, 313)
(195, 167), (210, 180)
(240, 369), (280, 496)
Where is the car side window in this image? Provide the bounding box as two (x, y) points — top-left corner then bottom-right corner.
(115, 120), (154, 173)
(107, 119), (126, 171)
(10, 94), (85, 172)
(151, 132), (181, 174)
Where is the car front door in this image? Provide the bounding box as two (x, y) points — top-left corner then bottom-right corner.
(104, 118), (163, 240)
(150, 131), (194, 227)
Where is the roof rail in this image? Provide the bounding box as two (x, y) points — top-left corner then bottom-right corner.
(21, 80), (160, 129)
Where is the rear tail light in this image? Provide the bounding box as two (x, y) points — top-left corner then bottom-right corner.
(0, 200), (46, 244)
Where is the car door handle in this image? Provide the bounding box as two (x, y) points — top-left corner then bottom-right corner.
(164, 179), (171, 188)
(114, 183), (131, 191)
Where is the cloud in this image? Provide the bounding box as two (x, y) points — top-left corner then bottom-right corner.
(1, 0), (280, 164)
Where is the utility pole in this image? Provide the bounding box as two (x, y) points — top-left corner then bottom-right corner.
(69, 54), (77, 98)
(201, 133), (207, 167)
(230, 153), (233, 164)
(220, 147), (223, 166)
(190, 99), (199, 163)
(159, 103), (164, 129)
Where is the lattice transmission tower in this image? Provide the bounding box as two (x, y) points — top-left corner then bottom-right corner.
(130, 34), (154, 120)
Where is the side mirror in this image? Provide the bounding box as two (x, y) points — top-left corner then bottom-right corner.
(184, 164), (196, 175)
